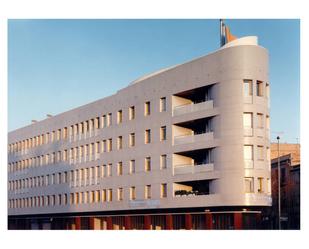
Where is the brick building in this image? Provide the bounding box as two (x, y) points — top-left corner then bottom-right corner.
(265, 143), (300, 229)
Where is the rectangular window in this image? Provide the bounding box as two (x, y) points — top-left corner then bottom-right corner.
(160, 155), (167, 169)
(107, 163), (112, 177)
(160, 97), (166, 112)
(244, 177), (254, 193)
(267, 178), (271, 193)
(266, 83), (270, 98)
(266, 115), (270, 129)
(102, 189), (107, 202)
(103, 165), (106, 177)
(244, 80), (253, 96)
(107, 113), (112, 127)
(117, 136), (123, 150)
(129, 106), (135, 120)
(108, 138), (112, 152)
(145, 157), (151, 172)
(107, 189), (112, 202)
(57, 129), (61, 141)
(117, 162), (123, 176)
(267, 147), (270, 161)
(130, 187), (136, 200)
(102, 115), (107, 128)
(257, 81), (263, 96)
(161, 183), (167, 198)
(257, 145), (264, 160)
(130, 160), (135, 174)
(257, 113), (264, 128)
(129, 133), (135, 147)
(243, 113), (253, 128)
(145, 129), (151, 144)
(118, 188), (123, 201)
(160, 126), (167, 141)
(145, 101), (150, 116)
(145, 185), (151, 199)
(244, 145), (253, 160)
(257, 177), (264, 193)
(117, 110), (123, 124)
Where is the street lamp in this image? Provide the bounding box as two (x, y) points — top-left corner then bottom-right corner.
(277, 136), (281, 230)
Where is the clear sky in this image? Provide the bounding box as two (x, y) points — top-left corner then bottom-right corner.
(8, 19), (300, 143)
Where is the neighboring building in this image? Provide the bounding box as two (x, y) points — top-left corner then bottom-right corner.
(8, 32), (271, 229)
(266, 144), (300, 229)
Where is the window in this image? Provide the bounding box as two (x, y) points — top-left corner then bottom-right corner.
(257, 113), (264, 128)
(145, 129), (151, 144)
(160, 97), (166, 112)
(117, 136), (123, 150)
(244, 145), (253, 160)
(145, 101), (150, 116)
(63, 127), (68, 139)
(257, 177), (264, 193)
(107, 113), (112, 126)
(161, 183), (167, 198)
(102, 115), (107, 128)
(244, 177), (254, 193)
(102, 140), (107, 153)
(107, 164), (112, 177)
(102, 189), (107, 202)
(243, 80), (253, 96)
(243, 113), (253, 128)
(267, 147), (270, 161)
(117, 110), (123, 124)
(118, 188), (123, 201)
(145, 157), (151, 172)
(160, 126), (167, 141)
(95, 117), (100, 129)
(130, 187), (136, 200)
(160, 155), (167, 169)
(266, 83), (270, 98)
(266, 115), (270, 129)
(130, 160), (135, 174)
(128, 133), (135, 147)
(257, 81), (263, 96)
(257, 146), (264, 160)
(108, 138), (112, 151)
(129, 106), (135, 120)
(107, 189), (112, 202)
(145, 185), (151, 199)
(117, 162), (123, 176)
(267, 178), (271, 193)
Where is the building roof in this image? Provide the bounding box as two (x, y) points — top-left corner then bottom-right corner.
(270, 143), (300, 166)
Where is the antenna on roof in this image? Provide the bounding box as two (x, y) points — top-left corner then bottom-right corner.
(220, 19), (225, 47)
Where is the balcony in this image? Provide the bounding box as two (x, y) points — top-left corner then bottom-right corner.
(173, 163), (214, 175)
(173, 100), (213, 116)
(174, 132), (214, 146)
(173, 179), (212, 197)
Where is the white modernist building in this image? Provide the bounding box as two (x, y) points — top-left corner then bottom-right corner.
(8, 34), (271, 229)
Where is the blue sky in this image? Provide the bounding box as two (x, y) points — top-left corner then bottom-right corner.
(8, 19), (300, 143)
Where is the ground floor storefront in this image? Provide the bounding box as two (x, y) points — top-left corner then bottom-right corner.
(8, 207), (269, 230)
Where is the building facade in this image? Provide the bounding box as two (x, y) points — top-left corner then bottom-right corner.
(8, 35), (271, 230)
(265, 144), (300, 230)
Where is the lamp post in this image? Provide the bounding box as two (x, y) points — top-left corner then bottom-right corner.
(277, 136), (281, 230)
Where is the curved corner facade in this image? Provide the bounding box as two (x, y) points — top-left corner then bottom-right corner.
(8, 43), (271, 229)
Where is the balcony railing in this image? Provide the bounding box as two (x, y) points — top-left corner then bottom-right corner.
(173, 100), (213, 116)
(174, 132), (214, 145)
(173, 163), (214, 175)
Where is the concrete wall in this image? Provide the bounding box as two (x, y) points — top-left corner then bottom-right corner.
(8, 42), (271, 216)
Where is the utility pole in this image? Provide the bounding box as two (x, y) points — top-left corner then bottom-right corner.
(277, 136), (281, 230)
